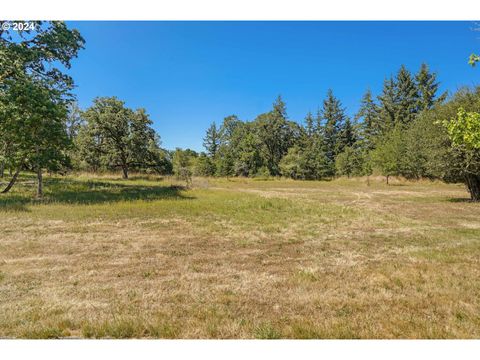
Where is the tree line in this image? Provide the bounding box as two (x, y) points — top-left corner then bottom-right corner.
(1, 22), (480, 200)
(192, 63), (480, 200)
(196, 64), (448, 181)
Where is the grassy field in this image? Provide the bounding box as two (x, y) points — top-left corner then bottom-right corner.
(0, 173), (479, 338)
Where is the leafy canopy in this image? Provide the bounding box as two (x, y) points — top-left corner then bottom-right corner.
(444, 108), (480, 149)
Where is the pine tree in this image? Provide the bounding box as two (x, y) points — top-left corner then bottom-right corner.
(215, 115), (242, 177)
(335, 146), (365, 178)
(320, 89), (346, 175)
(304, 111), (314, 137)
(314, 108), (323, 136)
(272, 94), (287, 119)
(355, 89), (381, 148)
(336, 117), (356, 155)
(377, 77), (398, 133)
(395, 65), (419, 125)
(203, 122), (220, 158)
(415, 63), (447, 111)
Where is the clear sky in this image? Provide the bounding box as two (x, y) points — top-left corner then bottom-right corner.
(67, 21), (480, 151)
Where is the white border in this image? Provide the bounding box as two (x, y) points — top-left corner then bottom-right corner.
(1, 340), (480, 359)
(1, 0), (480, 20)
(2, 1), (480, 358)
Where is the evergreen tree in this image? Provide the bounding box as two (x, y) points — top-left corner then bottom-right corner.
(320, 89), (346, 175)
(395, 65), (419, 125)
(336, 117), (356, 155)
(415, 63), (447, 111)
(335, 146), (365, 178)
(304, 111), (315, 137)
(355, 89), (381, 149)
(301, 142), (330, 180)
(377, 77), (398, 132)
(203, 122), (220, 158)
(215, 115), (243, 177)
(279, 146), (305, 179)
(194, 153), (216, 177)
(314, 108), (323, 136)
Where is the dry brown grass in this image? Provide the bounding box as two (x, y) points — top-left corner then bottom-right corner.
(0, 174), (479, 338)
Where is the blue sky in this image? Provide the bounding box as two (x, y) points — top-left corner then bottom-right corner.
(67, 21), (480, 151)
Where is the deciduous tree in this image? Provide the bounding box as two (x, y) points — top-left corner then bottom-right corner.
(0, 21), (84, 196)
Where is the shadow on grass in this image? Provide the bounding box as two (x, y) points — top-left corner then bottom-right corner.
(0, 177), (193, 211)
(448, 197), (476, 203)
(0, 195), (31, 212)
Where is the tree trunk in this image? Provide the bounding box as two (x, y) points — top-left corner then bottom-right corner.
(36, 166), (43, 198)
(1, 166), (21, 194)
(386, 175), (390, 185)
(0, 161), (4, 178)
(122, 166), (129, 179)
(465, 174), (480, 201)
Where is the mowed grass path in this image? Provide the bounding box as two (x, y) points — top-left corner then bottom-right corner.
(0, 174), (479, 338)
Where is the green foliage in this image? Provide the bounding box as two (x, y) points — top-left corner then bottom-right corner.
(371, 125), (407, 182)
(337, 117), (357, 153)
(320, 89), (347, 172)
(444, 108), (480, 149)
(279, 146), (304, 179)
(4, 26), (474, 201)
(375, 64), (445, 139)
(377, 77), (398, 132)
(304, 111), (315, 137)
(355, 89), (381, 149)
(280, 119), (330, 180)
(79, 97), (169, 178)
(207, 100), (300, 178)
(401, 87), (480, 199)
(172, 148), (196, 186)
(255, 96), (298, 176)
(415, 63), (447, 111)
(66, 102), (85, 140)
(439, 103), (480, 200)
(234, 130), (262, 177)
(214, 115), (243, 177)
(469, 54), (480, 67)
(335, 146), (365, 178)
(203, 122), (220, 158)
(194, 153), (216, 177)
(172, 148), (196, 174)
(395, 65), (419, 125)
(300, 143), (331, 180)
(199, 65), (446, 182)
(0, 21), (84, 195)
